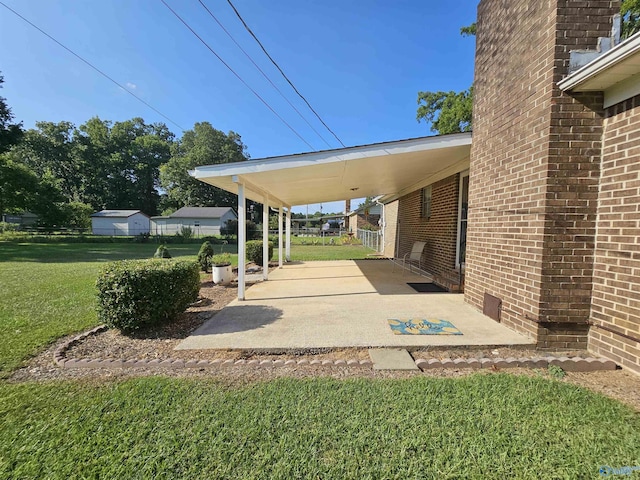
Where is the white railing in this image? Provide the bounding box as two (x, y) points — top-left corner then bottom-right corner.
(357, 228), (381, 252)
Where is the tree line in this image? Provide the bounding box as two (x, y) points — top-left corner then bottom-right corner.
(1, 73), (249, 228)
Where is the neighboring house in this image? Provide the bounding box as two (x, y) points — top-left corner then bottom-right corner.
(91, 210), (150, 236)
(150, 207), (237, 236)
(347, 203), (381, 233)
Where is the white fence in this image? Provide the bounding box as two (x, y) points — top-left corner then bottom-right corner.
(357, 228), (381, 252)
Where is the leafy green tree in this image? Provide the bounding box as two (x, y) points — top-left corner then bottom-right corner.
(13, 117), (174, 214)
(0, 73), (23, 154)
(416, 87), (474, 134)
(160, 122), (248, 210)
(108, 118), (174, 214)
(460, 23), (476, 36)
(18, 121), (82, 201)
(622, 0), (640, 38)
(0, 155), (40, 215)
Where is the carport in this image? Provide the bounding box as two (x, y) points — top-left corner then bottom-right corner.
(190, 133), (472, 300)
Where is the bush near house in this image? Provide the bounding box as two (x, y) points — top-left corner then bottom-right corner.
(246, 240), (273, 265)
(96, 259), (200, 332)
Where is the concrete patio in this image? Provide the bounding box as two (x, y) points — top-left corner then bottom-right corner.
(177, 260), (534, 350)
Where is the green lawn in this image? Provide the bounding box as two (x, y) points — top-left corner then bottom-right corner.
(289, 244), (371, 261)
(0, 241), (371, 375)
(0, 242), (222, 376)
(1, 242), (639, 479)
(1, 375), (639, 479)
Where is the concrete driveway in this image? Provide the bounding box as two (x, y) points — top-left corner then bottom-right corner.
(176, 260), (533, 350)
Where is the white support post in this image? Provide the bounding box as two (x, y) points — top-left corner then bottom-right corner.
(285, 208), (291, 262)
(263, 195), (269, 281)
(278, 206), (283, 268)
(237, 182), (246, 301)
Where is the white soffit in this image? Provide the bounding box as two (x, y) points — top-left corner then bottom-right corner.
(190, 133), (472, 207)
(558, 32), (640, 107)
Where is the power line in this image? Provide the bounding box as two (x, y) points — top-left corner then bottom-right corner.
(198, 0), (332, 149)
(160, 0), (315, 151)
(226, 0), (346, 148)
(0, 1), (186, 132)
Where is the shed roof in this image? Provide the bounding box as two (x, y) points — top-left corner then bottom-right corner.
(91, 210), (147, 218)
(169, 207), (236, 219)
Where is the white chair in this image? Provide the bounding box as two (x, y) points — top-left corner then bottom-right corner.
(393, 241), (427, 275)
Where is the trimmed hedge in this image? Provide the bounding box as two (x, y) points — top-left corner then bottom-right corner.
(96, 259), (200, 332)
(246, 240), (273, 265)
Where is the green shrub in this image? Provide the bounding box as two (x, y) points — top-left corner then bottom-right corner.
(176, 225), (194, 241)
(246, 240), (273, 265)
(197, 241), (214, 271)
(96, 259), (200, 332)
(154, 245), (171, 258)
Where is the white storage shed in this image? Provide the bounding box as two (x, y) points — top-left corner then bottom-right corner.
(91, 210), (150, 236)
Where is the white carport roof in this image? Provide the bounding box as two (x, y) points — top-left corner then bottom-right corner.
(190, 133), (472, 207)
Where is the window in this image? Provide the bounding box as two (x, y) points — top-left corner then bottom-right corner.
(421, 185), (432, 219)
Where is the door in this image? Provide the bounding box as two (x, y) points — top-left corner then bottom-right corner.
(456, 171), (469, 269)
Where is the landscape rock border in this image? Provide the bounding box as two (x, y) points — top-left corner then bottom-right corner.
(53, 325), (618, 372)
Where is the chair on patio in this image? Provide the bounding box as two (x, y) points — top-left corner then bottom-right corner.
(393, 241), (427, 275)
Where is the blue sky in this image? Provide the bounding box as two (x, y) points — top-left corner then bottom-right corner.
(0, 0), (478, 213)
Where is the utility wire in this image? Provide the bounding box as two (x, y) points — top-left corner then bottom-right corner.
(161, 0), (315, 151)
(198, 0), (332, 149)
(226, 0), (346, 148)
(0, 1), (185, 132)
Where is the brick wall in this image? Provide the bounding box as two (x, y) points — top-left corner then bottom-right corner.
(397, 174), (461, 290)
(466, 0), (618, 347)
(588, 95), (640, 372)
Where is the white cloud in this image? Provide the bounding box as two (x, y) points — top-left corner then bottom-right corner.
(126, 82), (137, 90)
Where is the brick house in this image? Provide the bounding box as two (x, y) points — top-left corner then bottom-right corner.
(190, 1), (640, 373)
(464, 0), (640, 374)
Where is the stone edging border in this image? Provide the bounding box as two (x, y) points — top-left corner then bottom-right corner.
(53, 325), (619, 372)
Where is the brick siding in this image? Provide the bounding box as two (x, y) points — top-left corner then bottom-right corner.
(397, 174), (462, 290)
(466, 0), (619, 347)
(588, 95), (640, 372)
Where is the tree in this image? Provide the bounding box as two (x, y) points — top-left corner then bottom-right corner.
(160, 122), (248, 209)
(622, 0), (640, 38)
(0, 155), (40, 215)
(0, 73), (23, 154)
(416, 88), (474, 134)
(460, 23), (476, 36)
(12, 117), (174, 214)
(416, 25), (475, 135)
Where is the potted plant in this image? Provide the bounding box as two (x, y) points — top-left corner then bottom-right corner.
(211, 253), (233, 285)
